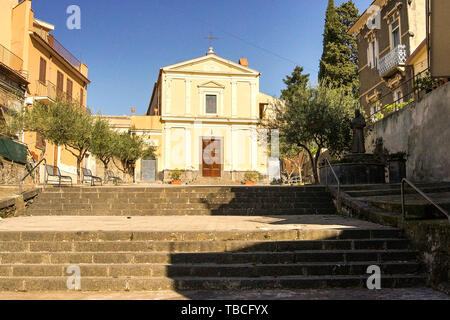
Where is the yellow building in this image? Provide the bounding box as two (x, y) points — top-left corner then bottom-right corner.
(93, 112), (162, 183)
(0, 0), (90, 181)
(146, 47), (275, 183)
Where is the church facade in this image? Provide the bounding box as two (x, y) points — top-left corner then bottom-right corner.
(146, 47), (275, 183)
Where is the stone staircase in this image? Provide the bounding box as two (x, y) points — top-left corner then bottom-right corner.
(342, 182), (450, 220)
(0, 186), (427, 292)
(24, 186), (337, 216)
(0, 228), (425, 291)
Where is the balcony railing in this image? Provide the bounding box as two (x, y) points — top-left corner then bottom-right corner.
(378, 45), (408, 78)
(35, 80), (57, 101)
(0, 43), (23, 72)
(33, 27), (81, 68)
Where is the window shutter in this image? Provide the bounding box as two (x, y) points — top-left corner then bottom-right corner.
(66, 79), (73, 101)
(56, 71), (64, 96)
(80, 88), (84, 107)
(39, 58), (46, 83)
(367, 46), (371, 68)
(375, 39), (379, 69)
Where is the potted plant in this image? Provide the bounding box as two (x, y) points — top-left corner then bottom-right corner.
(169, 169), (184, 185)
(244, 171), (260, 185)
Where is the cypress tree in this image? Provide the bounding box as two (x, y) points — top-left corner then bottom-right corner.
(281, 66), (310, 101)
(318, 0), (359, 93)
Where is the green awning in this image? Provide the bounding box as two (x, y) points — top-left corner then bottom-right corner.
(0, 137), (27, 164)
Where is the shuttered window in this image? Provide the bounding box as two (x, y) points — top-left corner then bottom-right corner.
(205, 94), (217, 114)
(39, 57), (46, 83)
(80, 88), (84, 106)
(66, 79), (73, 101)
(56, 71), (64, 96)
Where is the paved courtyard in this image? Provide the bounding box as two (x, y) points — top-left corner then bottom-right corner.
(0, 215), (392, 232)
(0, 288), (447, 300)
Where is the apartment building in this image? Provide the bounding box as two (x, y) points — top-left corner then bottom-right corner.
(0, 0), (90, 180)
(348, 0), (426, 116)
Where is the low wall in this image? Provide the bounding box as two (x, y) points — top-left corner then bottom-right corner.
(0, 158), (33, 185)
(328, 186), (450, 294)
(0, 188), (40, 218)
(365, 82), (450, 183)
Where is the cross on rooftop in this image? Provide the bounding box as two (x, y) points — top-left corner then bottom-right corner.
(205, 32), (218, 48)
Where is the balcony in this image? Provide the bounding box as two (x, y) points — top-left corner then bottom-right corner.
(378, 45), (408, 78)
(34, 80), (57, 103)
(33, 27), (81, 69)
(0, 44), (24, 74)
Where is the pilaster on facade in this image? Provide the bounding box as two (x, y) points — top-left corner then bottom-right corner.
(185, 79), (191, 115)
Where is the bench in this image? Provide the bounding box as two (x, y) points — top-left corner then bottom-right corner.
(106, 170), (122, 185)
(82, 168), (102, 186)
(45, 165), (72, 186)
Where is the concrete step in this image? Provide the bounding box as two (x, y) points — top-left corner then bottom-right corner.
(0, 274), (427, 291)
(0, 239), (411, 253)
(0, 229), (404, 242)
(0, 261), (421, 277)
(0, 249), (420, 265)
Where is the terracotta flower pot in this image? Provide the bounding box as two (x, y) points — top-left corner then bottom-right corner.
(245, 181), (255, 185)
(172, 180), (182, 185)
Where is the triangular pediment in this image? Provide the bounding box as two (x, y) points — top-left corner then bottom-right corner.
(163, 54), (260, 76)
(198, 81), (225, 89)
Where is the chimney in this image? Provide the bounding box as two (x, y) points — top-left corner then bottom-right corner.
(238, 58), (248, 67)
(131, 107), (135, 115)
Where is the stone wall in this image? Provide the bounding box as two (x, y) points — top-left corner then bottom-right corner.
(0, 158), (33, 185)
(328, 186), (450, 294)
(365, 82), (450, 183)
(0, 188), (40, 219)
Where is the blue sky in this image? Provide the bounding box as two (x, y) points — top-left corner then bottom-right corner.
(31, 0), (373, 115)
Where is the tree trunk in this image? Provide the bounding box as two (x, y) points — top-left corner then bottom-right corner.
(103, 162), (108, 181)
(76, 158), (82, 185)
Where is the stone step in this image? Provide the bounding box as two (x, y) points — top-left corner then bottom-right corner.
(28, 201), (337, 210)
(366, 198), (450, 220)
(43, 186), (330, 193)
(0, 229), (404, 242)
(346, 185), (450, 197)
(33, 197), (335, 205)
(24, 208), (337, 216)
(0, 274), (427, 291)
(340, 182), (450, 191)
(0, 249), (419, 265)
(0, 239), (411, 253)
(0, 261), (421, 277)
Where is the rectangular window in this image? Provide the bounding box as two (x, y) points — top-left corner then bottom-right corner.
(66, 79), (73, 101)
(80, 88), (84, 106)
(205, 94), (217, 114)
(391, 20), (400, 48)
(39, 57), (46, 83)
(394, 90), (403, 104)
(56, 71), (64, 97)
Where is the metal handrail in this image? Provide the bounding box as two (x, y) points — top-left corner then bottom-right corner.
(401, 178), (450, 223)
(19, 158), (46, 194)
(324, 158), (340, 195)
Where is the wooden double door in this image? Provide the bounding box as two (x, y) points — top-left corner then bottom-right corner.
(202, 138), (222, 177)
